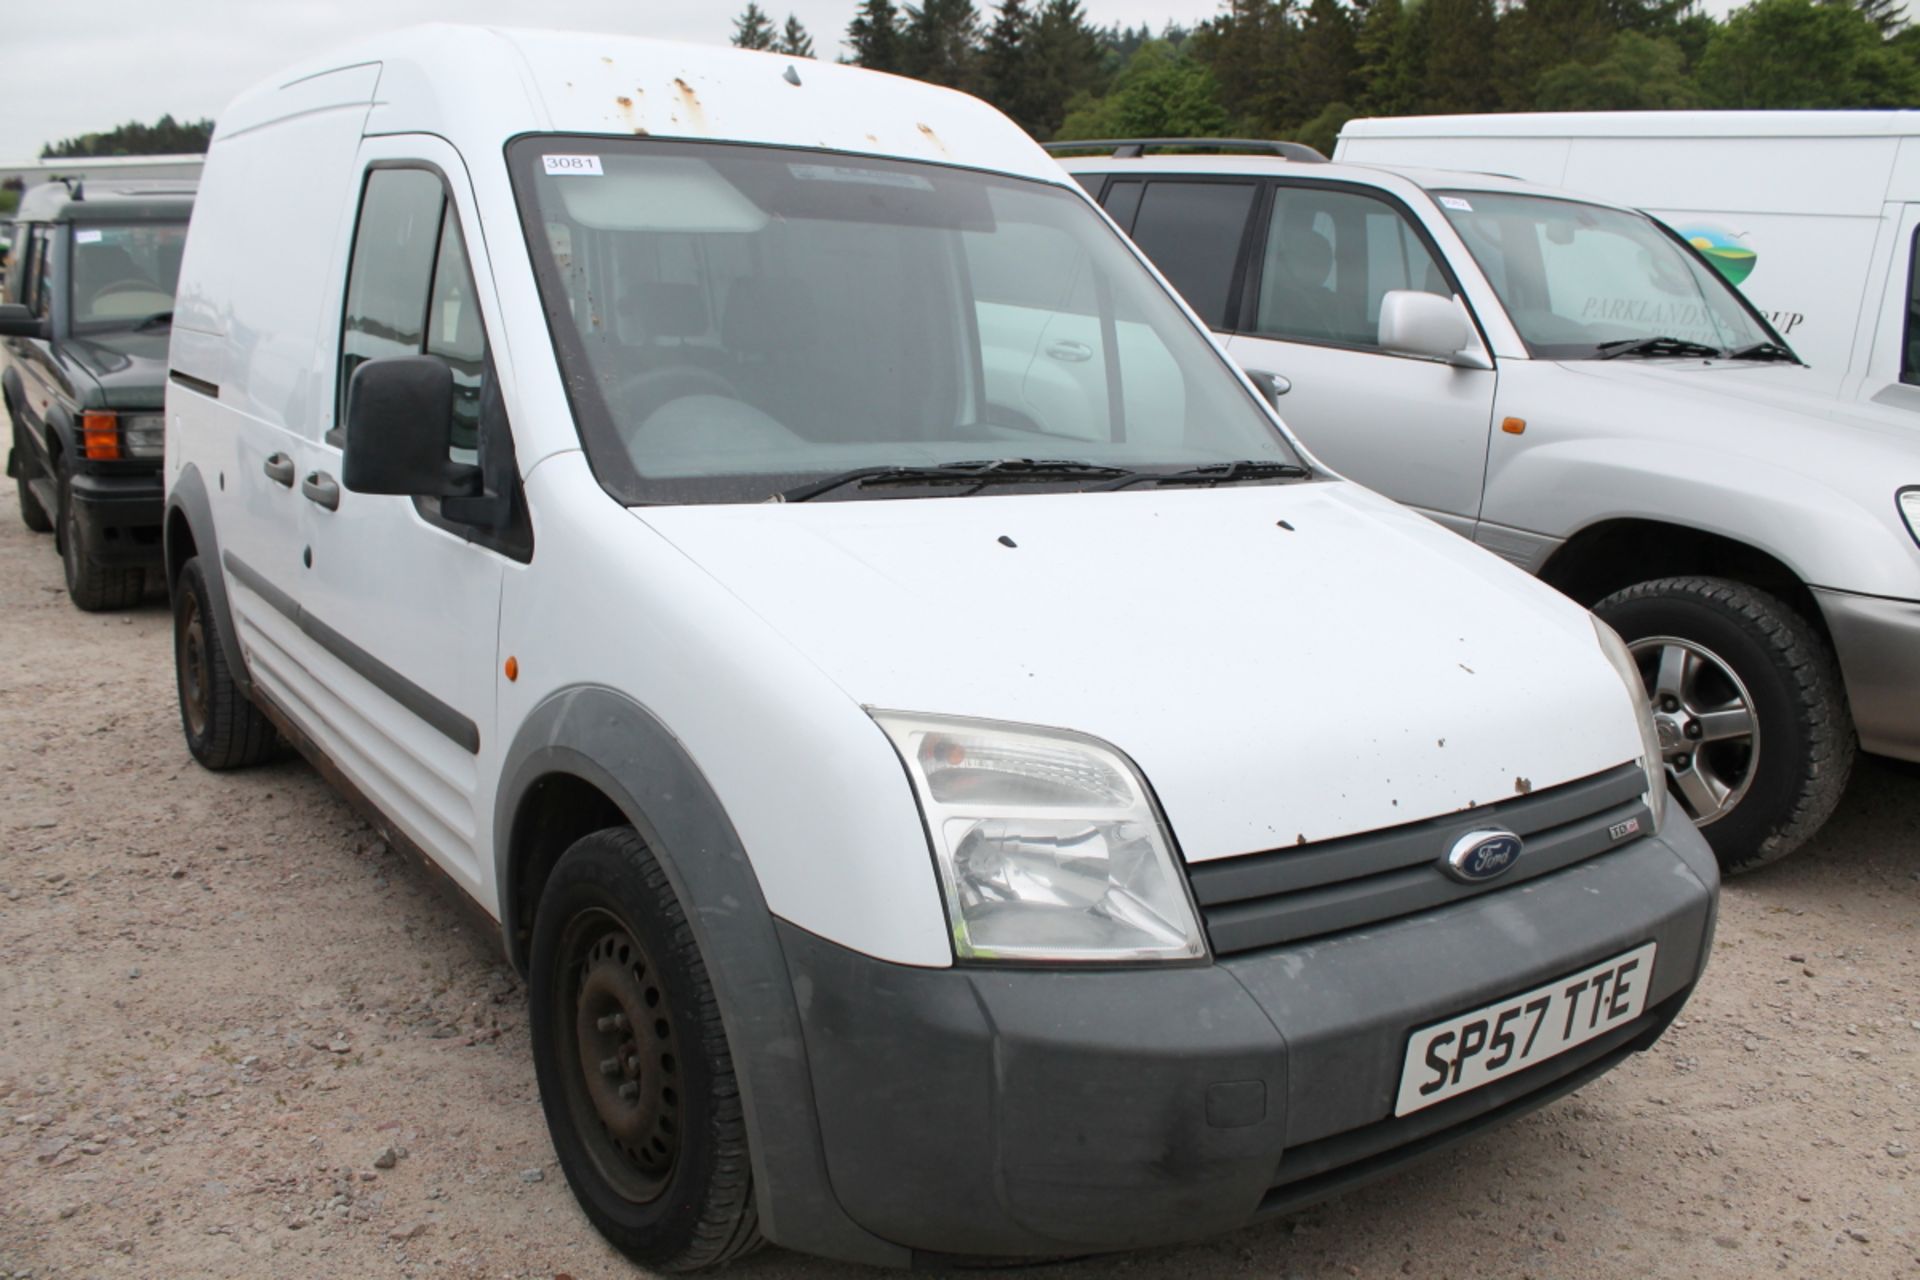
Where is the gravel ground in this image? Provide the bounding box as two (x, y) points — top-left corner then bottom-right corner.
(1, 482), (1916, 1280)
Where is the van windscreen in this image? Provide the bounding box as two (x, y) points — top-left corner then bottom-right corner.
(508, 137), (1303, 505)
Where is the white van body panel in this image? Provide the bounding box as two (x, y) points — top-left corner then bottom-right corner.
(1336, 112), (1920, 401)
(640, 482), (1644, 862)
(502, 452), (953, 968)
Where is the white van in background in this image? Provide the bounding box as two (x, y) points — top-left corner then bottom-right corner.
(1336, 111), (1920, 413)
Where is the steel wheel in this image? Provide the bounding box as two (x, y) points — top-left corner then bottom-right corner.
(557, 909), (681, 1205)
(178, 588), (211, 740)
(1629, 634), (1759, 827)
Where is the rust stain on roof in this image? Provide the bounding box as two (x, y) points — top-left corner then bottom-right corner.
(669, 76), (709, 132)
(916, 122), (949, 155)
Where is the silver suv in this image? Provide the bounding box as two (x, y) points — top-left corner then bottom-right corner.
(1057, 139), (1920, 872)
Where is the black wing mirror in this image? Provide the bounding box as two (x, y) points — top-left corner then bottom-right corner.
(0, 303), (49, 339)
(341, 356), (478, 498)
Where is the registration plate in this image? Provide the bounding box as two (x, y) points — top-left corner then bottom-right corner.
(1394, 942), (1657, 1117)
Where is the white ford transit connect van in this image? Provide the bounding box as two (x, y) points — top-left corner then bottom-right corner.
(165, 28), (1717, 1270)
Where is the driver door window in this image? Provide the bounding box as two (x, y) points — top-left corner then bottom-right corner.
(1254, 187), (1450, 350)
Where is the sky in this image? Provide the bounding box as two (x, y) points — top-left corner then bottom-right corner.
(1, 0), (1232, 160)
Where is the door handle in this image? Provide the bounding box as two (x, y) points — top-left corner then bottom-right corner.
(1045, 339), (1093, 363)
(263, 452), (295, 487)
(1245, 369), (1292, 405)
(301, 471), (340, 511)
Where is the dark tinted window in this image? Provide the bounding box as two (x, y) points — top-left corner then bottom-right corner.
(1101, 178), (1144, 231)
(1127, 181), (1256, 328)
(339, 169), (445, 427)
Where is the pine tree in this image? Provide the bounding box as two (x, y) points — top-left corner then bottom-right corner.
(777, 13), (816, 56)
(1293, 0), (1359, 115)
(1424, 0), (1498, 111)
(1188, 0), (1293, 132)
(1355, 0), (1426, 115)
(1023, 0), (1106, 137)
(904, 0), (984, 90)
(1854, 0), (1907, 35)
(983, 0), (1035, 123)
(848, 0), (905, 70)
(731, 2), (777, 50)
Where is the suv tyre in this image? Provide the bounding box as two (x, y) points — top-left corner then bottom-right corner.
(529, 826), (762, 1273)
(173, 556), (279, 768)
(58, 458), (144, 611)
(1596, 576), (1853, 874)
(12, 421), (52, 534)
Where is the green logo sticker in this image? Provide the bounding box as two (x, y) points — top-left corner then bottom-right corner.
(1679, 224), (1756, 287)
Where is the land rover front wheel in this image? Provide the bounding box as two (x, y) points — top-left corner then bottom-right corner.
(12, 423), (52, 533)
(529, 826), (761, 1272)
(1595, 576), (1853, 874)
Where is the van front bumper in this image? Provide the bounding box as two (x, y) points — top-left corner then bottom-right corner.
(773, 819), (1717, 1262)
(1817, 587), (1920, 762)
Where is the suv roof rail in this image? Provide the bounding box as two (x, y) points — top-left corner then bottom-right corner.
(1042, 138), (1328, 163)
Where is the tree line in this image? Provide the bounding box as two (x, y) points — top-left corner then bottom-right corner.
(733, 0), (1920, 154)
(40, 114), (214, 158)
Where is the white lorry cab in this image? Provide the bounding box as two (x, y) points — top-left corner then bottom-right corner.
(165, 30), (1716, 1269)
(1057, 141), (1920, 875)
(1335, 111), (1920, 410)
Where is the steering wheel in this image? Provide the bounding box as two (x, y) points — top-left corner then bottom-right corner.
(613, 365), (744, 430)
(91, 278), (161, 298)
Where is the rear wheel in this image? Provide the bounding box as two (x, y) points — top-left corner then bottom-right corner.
(1595, 576), (1853, 873)
(174, 556), (278, 769)
(12, 423), (52, 533)
(58, 460), (143, 611)
(529, 826), (761, 1272)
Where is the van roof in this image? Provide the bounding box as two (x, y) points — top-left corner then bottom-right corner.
(1342, 111), (1920, 141)
(220, 25), (1058, 184)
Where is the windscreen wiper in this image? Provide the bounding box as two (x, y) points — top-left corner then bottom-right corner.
(132, 310), (173, 333)
(778, 458), (1133, 503)
(1725, 341), (1800, 363)
(1594, 336), (1724, 360)
(1100, 459), (1314, 491)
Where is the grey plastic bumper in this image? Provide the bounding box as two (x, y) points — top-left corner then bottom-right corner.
(773, 820), (1718, 1262)
(1816, 587), (1920, 762)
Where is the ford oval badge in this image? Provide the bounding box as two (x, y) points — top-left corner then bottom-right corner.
(1443, 830), (1523, 883)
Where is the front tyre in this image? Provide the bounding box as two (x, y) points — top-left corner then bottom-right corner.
(12, 422), (52, 533)
(1595, 576), (1853, 874)
(174, 556), (279, 769)
(58, 460), (143, 611)
(529, 827), (762, 1272)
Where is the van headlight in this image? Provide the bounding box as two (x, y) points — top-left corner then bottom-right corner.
(1593, 617), (1668, 831)
(1900, 487), (1919, 548)
(872, 711), (1207, 964)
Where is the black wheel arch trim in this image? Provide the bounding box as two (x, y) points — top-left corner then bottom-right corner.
(496, 684), (908, 1268)
(165, 466), (251, 700)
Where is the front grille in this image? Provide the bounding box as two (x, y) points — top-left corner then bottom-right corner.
(1190, 763), (1652, 957)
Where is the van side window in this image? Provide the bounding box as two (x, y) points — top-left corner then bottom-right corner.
(425, 209), (486, 461)
(1127, 181), (1257, 329)
(1903, 226), (1920, 386)
(337, 169), (448, 437)
(1255, 187), (1449, 349)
